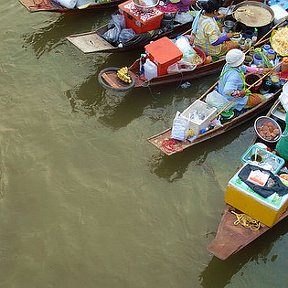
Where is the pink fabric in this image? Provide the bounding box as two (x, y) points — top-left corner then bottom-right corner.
(246, 66), (263, 73)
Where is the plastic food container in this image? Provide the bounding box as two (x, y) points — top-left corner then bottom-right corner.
(241, 144), (285, 174)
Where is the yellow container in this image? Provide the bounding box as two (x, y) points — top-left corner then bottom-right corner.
(225, 165), (288, 227)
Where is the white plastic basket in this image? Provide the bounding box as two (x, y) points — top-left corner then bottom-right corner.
(180, 100), (217, 135)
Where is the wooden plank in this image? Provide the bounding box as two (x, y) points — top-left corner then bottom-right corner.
(101, 72), (122, 88)
(67, 31), (115, 53)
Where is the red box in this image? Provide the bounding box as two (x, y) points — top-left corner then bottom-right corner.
(144, 37), (183, 75)
(118, 1), (163, 34)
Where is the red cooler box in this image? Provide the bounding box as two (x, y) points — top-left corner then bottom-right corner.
(118, 1), (163, 34)
(145, 37), (183, 76)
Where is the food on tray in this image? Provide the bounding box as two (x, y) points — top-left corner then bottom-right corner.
(257, 121), (280, 141)
(271, 27), (288, 56)
(233, 5), (273, 27)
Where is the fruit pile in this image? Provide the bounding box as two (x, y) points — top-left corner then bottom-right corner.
(117, 67), (132, 84)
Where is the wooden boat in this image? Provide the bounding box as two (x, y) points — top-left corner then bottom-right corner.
(98, 20), (287, 91)
(208, 99), (288, 260)
(147, 79), (282, 156)
(66, 21), (192, 53)
(18, 0), (124, 13)
(98, 49), (225, 91)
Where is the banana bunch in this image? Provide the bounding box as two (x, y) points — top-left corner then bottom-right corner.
(117, 67), (132, 84)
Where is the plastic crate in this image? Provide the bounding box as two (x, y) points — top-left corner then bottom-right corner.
(180, 100), (217, 135)
(241, 144), (285, 174)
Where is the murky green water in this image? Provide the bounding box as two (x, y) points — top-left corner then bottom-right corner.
(0, 2), (287, 287)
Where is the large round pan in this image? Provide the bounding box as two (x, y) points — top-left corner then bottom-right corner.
(232, 1), (274, 28)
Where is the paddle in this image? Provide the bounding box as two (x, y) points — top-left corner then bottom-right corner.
(210, 62), (282, 120)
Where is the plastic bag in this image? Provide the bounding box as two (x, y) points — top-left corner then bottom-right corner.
(55, 0), (77, 8)
(109, 14), (125, 30)
(205, 90), (232, 111)
(174, 12), (194, 24)
(279, 92), (288, 112)
(174, 36), (196, 63)
(118, 28), (136, 44)
(102, 26), (121, 44)
(167, 60), (196, 74)
(171, 111), (189, 141)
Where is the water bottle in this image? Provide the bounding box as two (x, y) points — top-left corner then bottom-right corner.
(251, 28), (258, 44)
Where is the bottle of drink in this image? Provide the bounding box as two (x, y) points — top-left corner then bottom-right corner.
(252, 28), (258, 43)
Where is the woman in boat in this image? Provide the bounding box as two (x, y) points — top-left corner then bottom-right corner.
(208, 49), (271, 111)
(190, 0), (238, 56)
(276, 111), (288, 160)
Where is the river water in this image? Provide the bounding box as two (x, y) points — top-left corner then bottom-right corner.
(0, 2), (287, 287)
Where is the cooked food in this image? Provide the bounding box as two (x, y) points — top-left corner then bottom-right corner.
(271, 27), (288, 56)
(257, 121), (280, 141)
(234, 5), (273, 27)
(191, 54), (203, 65)
(280, 174), (288, 181)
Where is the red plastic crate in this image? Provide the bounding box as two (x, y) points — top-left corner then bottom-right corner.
(119, 1), (163, 34)
(145, 37), (183, 75)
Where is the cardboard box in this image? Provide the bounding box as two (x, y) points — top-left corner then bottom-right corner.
(145, 37), (183, 75)
(225, 164), (288, 227)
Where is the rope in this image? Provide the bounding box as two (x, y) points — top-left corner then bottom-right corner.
(231, 210), (261, 231)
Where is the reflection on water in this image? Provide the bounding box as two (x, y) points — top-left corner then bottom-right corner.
(200, 217), (288, 287)
(22, 12), (112, 58)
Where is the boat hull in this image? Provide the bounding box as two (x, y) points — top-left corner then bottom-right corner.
(66, 22), (192, 53)
(18, 0), (124, 13)
(147, 91), (280, 155)
(208, 99), (288, 260)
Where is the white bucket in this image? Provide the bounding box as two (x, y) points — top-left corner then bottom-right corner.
(279, 82), (288, 112)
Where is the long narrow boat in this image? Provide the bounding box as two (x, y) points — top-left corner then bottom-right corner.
(207, 99), (288, 260)
(66, 21), (192, 53)
(18, 0), (124, 13)
(98, 49), (226, 91)
(147, 81), (281, 156)
(98, 20), (287, 91)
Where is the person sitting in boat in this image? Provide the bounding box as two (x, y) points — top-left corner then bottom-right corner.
(207, 49), (271, 111)
(190, 0), (238, 56)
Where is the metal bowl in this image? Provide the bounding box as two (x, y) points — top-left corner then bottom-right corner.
(254, 116), (282, 143)
(133, 0), (159, 11)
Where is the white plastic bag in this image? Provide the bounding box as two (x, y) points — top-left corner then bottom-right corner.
(175, 12), (194, 24)
(56, 0), (77, 8)
(279, 92), (288, 112)
(167, 60), (196, 74)
(171, 111), (189, 141)
(174, 36), (197, 63)
(205, 90), (231, 111)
